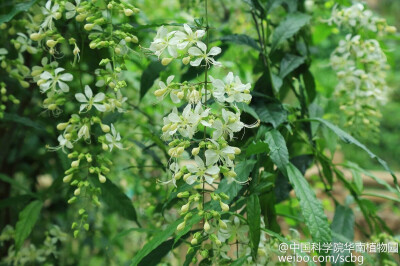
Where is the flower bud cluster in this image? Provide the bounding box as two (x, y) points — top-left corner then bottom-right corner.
(0, 82), (20, 119)
(327, 3), (395, 138)
(149, 23), (259, 260)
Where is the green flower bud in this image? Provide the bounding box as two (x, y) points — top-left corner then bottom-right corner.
(181, 202), (190, 213)
(102, 143), (109, 151)
(46, 40), (57, 48)
(30, 33), (42, 41)
(204, 220), (211, 232)
(190, 238), (198, 245)
(219, 219), (228, 229)
(74, 188), (81, 196)
(131, 36), (138, 43)
(177, 191), (189, 198)
(98, 174), (106, 183)
(124, 8), (134, 16)
(182, 56), (190, 65)
(71, 160), (80, 168)
(68, 196), (77, 204)
(84, 223), (89, 231)
(101, 123), (110, 133)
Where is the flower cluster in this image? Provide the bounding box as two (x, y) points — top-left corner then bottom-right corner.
(326, 3), (396, 34)
(147, 24), (222, 67)
(148, 23), (259, 262)
(19, 0), (140, 235)
(327, 3), (395, 138)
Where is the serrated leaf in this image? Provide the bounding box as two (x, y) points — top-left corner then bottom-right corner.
(286, 163), (331, 244)
(279, 54), (305, 79)
(265, 129), (289, 172)
(92, 177), (140, 226)
(131, 218), (182, 266)
(271, 13), (311, 51)
(140, 61), (166, 99)
(247, 194), (261, 259)
(255, 103), (287, 128)
(220, 34), (260, 51)
(306, 117), (399, 191)
(0, 0), (38, 24)
(15, 200), (43, 250)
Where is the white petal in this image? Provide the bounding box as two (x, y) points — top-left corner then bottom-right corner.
(40, 71), (53, 80)
(188, 47), (203, 57)
(79, 104), (87, 112)
(208, 46), (221, 56)
(93, 92), (105, 102)
(204, 175), (214, 185)
(58, 81), (69, 92)
(59, 73), (73, 81)
(94, 104), (106, 112)
(194, 156), (205, 168)
(75, 93), (87, 102)
(190, 58), (203, 66)
(167, 75), (175, 84)
(183, 24), (192, 35)
(84, 85), (93, 98)
(206, 165), (220, 175)
(205, 149), (219, 165)
(54, 68), (65, 75)
(186, 175), (198, 185)
(186, 164), (198, 173)
(197, 42), (207, 52)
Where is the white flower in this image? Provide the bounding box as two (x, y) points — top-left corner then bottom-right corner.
(212, 109), (258, 140)
(149, 26), (178, 58)
(106, 90), (127, 113)
(105, 124), (123, 151)
(48, 134), (73, 153)
(217, 216), (249, 243)
(162, 103), (210, 139)
(155, 75), (175, 101)
(172, 24), (205, 49)
(65, 0), (81, 19)
(159, 162), (180, 187)
(78, 123), (90, 140)
(75, 85), (106, 112)
(188, 42), (222, 67)
(185, 156), (220, 185)
(204, 139), (235, 167)
(39, 68), (73, 93)
(41, 0), (60, 30)
(210, 72), (252, 103)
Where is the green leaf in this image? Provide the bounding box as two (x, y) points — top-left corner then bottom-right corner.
(279, 54), (305, 79)
(140, 61), (166, 99)
(302, 69), (316, 103)
(15, 200), (43, 250)
(112, 228), (156, 242)
(220, 34), (260, 51)
(247, 194), (261, 259)
(271, 13), (311, 51)
(351, 168), (363, 194)
(305, 117), (399, 192)
(0, 0), (38, 24)
(236, 102), (259, 120)
(246, 141), (269, 156)
(3, 113), (44, 131)
(264, 129), (289, 172)
(286, 163), (331, 244)
(255, 103), (287, 128)
(131, 218), (183, 266)
(92, 177), (140, 226)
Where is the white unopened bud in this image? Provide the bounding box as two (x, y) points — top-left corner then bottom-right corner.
(30, 33), (42, 41)
(46, 40), (57, 48)
(74, 188), (81, 196)
(71, 160), (80, 168)
(154, 88), (167, 97)
(98, 174), (106, 183)
(192, 147), (200, 156)
(124, 8), (134, 16)
(234, 147), (241, 155)
(57, 122), (69, 130)
(190, 238), (198, 245)
(177, 221), (186, 231)
(204, 220), (211, 232)
(101, 123), (110, 133)
(73, 46), (80, 55)
(182, 56), (190, 65)
(84, 23), (94, 31)
(161, 58), (172, 66)
(63, 174), (73, 183)
(220, 201), (229, 212)
(181, 202), (190, 213)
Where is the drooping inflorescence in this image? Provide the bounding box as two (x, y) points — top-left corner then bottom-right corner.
(147, 19), (260, 263)
(326, 3), (396, 138)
